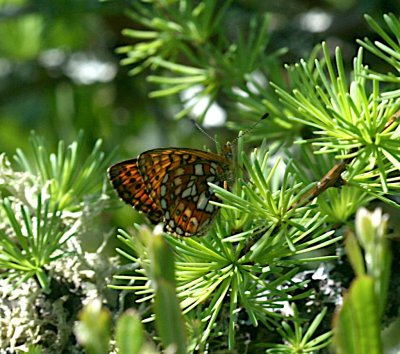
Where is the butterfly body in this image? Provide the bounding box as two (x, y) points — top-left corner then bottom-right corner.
(108, 147), (233, 237)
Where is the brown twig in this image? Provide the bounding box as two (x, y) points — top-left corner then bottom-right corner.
(384, 111), (400, 130)
(239, 110), (400, 259)
(289, 110), (400, 210)
(289, 156), (352, 210)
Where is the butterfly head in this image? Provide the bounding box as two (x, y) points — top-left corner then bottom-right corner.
(222, 142), (233, 160)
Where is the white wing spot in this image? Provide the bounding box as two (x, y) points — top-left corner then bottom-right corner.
(206, 203), (215, 213)
(194, 164), (204, 176)
(182, 184), (198, 198)
(196, 192), (208, 210)
(182, 187), (191, 198)
(160, 184), (167, 196)
(210, 162), (218, 170)
(175, 168), (185, 176)
(161, 198), (167, 209)
(175, 185), (183, 195)
(174, 177), (183, 186)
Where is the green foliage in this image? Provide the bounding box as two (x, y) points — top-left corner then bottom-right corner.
(0, 132), (114, 351)
(273, 43), (400, 194)
(2, 1), (400, 353)
(334, 276), (382, 354)
(116, 310), (148, 354)
(75, 300), (111, 354)
(263, 304), (332, 353)
(358, 13), (400, 92)
(112, 141), (340, 350)
(13, 131), (111, 210)
(118, 0), (283, 121)
(26, 346), (43, 354)
(0, 195), (71, 293)
(0, 133), (110, 290)
(77, 229), (187, 354)
(75, 302), (160, 354)
(354, 208), (391, 316)
(150, 230), (187, 354)
(333, 208), (391, 354)
(111, 5), (400, 353)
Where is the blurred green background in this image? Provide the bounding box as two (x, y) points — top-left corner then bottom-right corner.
(1, 0), (399, 188)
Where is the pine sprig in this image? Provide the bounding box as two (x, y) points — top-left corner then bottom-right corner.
(0, 132), (112, 293)
(0, 194), (73, 293)
(119, 2), (280, 122)
(13, 131), (112, 210)
(111, 139), (341, 348)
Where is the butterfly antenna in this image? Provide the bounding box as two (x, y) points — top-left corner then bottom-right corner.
(190, 118), (219, 145)
(191, 112), (269, 147)
(231, 112), (269, 145)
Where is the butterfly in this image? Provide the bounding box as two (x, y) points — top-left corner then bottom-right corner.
(108, 145), (233, 237)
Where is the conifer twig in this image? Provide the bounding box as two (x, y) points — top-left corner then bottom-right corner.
(290, 110), (399, 210)
(241, 110), (399, 258)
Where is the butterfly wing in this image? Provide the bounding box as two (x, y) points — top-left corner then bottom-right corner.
(138, 148), (231, 236)
(163, 172), (222, 236)
(108, 159), (163, 224)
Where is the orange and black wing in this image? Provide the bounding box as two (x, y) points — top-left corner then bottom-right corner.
(108, 159), (163, 224)
(137, 148), (231, 236)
